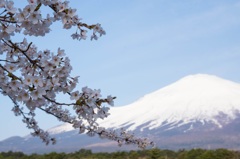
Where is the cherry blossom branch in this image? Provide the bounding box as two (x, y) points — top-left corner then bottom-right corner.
(8, 94), (56, 145)
(38, 106), (75, 123)
(0, 0), (152, 149)
(38, 106), (154, 148)
(43, 95), (77, 106)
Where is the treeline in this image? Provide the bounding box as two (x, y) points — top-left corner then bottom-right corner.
(0, 148), (240, 159)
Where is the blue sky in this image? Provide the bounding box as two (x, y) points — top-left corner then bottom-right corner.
(1, 0), (240, 140)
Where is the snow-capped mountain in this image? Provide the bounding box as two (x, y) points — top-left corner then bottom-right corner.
(99, 74), (240, 131)
(1, 74), (240, 153)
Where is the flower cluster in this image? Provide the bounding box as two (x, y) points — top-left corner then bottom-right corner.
(0, 0), (153, 149)
(0, 0), (105, 39)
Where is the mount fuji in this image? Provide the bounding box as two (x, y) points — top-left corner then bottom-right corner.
(1, 74), (240, 153)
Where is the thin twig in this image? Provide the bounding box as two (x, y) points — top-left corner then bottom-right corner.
(0, 9), (7, 15)
(0, 59), (20, 63)
(0, 64), (22, 81)
(3, 40), (44, 71)
(0, 17), (17, 23)
(43, 95), (77, 106)
(38, 107), (74, 123)
(7, 40), (34, 62)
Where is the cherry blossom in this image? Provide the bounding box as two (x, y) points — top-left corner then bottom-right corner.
(0, 0), (153, 149)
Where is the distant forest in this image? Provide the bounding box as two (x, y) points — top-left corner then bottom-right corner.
(0, 148), (240, 159)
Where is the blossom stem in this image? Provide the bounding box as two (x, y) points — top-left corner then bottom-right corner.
(0, 59), (20, 63)
(42, 95), (77, 106)
(0, 64), (22, 81)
